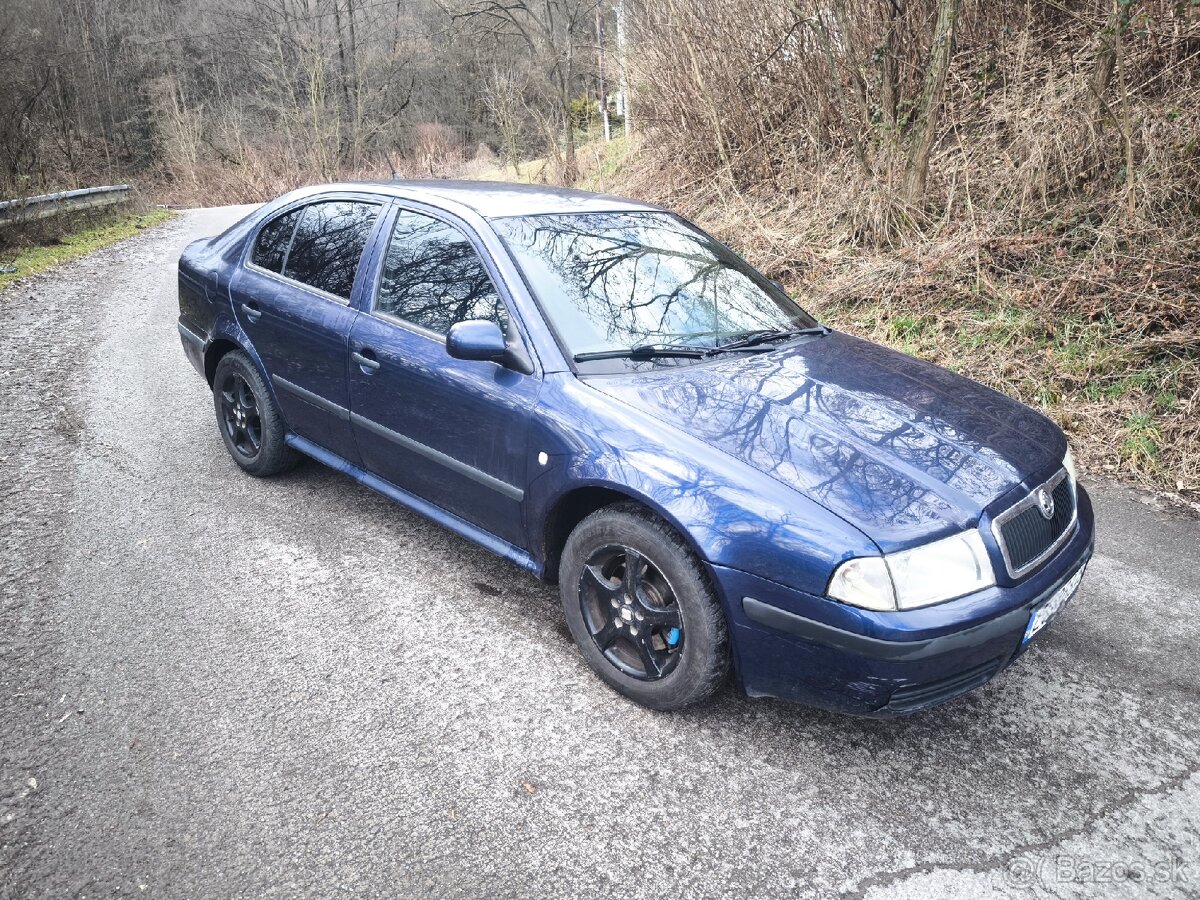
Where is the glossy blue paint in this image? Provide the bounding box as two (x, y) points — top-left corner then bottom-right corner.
(346, 311), (538, 547)
(586, 331), (1066, 554)
(521, 372), (879, 597)
(718, 487), (1093, 714)
(446, 319), (507, 362)
(231, 263), (363, 463)
(177, 181), (1097, 716)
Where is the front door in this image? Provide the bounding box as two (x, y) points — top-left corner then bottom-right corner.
(347, 207), (540, 548)
(231, 198), (382, 462)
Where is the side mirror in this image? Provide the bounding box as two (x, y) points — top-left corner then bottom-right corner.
(446, 319), (508, 364)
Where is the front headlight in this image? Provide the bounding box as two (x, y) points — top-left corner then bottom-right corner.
(827, 530), (996, 611)
(826, 555), (895, 611)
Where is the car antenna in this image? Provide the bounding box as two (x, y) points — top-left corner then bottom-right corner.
(383, 150), (400, 181)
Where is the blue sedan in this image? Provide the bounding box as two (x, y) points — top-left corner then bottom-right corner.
(177, 181), (1094, 715)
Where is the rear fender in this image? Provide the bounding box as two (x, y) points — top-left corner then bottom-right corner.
(201, 316), (281, 409)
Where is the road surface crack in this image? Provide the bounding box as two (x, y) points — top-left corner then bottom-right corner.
(843, 761), (1200, 898)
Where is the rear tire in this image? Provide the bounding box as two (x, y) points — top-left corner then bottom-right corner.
(560, 503), (729, 710)
(212, 350), (299, 477)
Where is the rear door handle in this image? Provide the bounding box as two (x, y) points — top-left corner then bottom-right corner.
(352, 348), (380, 372)
(241, 302), (262, 324)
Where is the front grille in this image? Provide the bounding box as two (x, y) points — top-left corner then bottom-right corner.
(994, 470), (1076, 578)
(886, 658), (1004, 713)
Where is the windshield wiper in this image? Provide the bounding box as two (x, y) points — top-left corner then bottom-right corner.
(572, 327), (831, 363)
(573, 343), (708, 362)
(707, 325), (830, 355)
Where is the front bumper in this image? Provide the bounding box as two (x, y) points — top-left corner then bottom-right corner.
(711, 485), (1095, 716)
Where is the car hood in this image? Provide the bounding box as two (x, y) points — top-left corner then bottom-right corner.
(585, 332), (1064, 550)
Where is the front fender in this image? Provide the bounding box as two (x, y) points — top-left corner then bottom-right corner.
(526, 374), (880, 598)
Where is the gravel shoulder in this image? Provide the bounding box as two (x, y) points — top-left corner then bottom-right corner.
(1, 208), (1197, 899)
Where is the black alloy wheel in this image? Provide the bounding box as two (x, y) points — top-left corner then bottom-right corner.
(219, 371), (263, 460)
(211, 349), (299, 477)
(578, 544), (684, 681)
(560, 503), (729, 710)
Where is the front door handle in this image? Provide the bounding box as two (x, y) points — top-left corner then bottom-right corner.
(241, 302), (262, 324)
(352, 348), (380, 373)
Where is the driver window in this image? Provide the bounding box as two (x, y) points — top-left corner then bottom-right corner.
(376, 209), (507, 334)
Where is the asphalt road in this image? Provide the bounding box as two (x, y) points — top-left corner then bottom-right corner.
(2, 207), (1198, 899)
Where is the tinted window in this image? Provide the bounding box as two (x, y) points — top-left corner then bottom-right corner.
(282, 201), (379, 299)
(376, 209), (506, 333)
(250, 209), (300, 273)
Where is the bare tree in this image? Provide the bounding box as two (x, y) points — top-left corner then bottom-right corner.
(614, 0), (630, 135)
(903, 0), (960, 202)
(483, 65), (531, 175)
(447, 0), (598, 182)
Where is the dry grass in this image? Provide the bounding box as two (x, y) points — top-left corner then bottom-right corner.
(148, 151), (402, 208)
(148, 128), (609, 206)
(811, 245), (1199, 495)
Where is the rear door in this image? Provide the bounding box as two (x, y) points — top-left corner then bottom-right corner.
(230, 197), (383, 462)
(347, 205), (540, 548)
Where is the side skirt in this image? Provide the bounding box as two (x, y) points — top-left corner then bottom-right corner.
(285, 434), (543, 579)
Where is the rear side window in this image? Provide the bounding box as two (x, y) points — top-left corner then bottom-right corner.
(282, 201), (380, 300)
(250, 209), (300, 273)
(376, 209), (506, 333)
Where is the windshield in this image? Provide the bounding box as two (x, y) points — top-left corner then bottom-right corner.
(492, 212), (818, 367)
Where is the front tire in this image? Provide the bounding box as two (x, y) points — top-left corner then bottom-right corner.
(560, 503), (729, 710)
(212, 351), (299, 477)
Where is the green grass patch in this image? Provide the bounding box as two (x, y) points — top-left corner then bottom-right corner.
(1036, 384), (1062, 407)
(887, 314), (929, 343)
(954, 305), (1047, 352)
(1154, 390), (1178, 413)
(883, 313), (940, 355)
(578, 135), (631, 192)
(1105, 372), (1153, 400)
(1120, 412), (1162, 472)
(0, 208), (174, 291)
(1099, 362), (1181, 401)
(1050, 314), (1124, 373)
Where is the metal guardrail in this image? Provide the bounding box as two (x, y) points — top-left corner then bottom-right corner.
(0, 184), (131, 227)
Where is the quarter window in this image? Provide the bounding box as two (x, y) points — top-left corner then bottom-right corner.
(376, 209), (506, 333)
(250, 209), (300, 273)
(282, 201), (380, 300)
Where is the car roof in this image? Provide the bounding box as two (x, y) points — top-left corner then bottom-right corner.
(300, 179), (664, 219)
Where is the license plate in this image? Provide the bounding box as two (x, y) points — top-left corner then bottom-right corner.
(1024, 563), (1086, 643)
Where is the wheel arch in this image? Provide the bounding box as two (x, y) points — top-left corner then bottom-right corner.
(204, 338), (241, 386)
(540, 481), (710, 585)
(201, 318), (272, 392)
